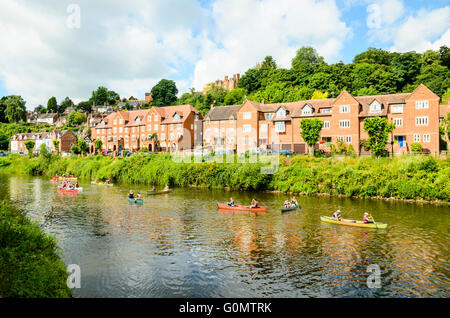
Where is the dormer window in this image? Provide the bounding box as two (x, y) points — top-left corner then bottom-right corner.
(135, 117), (140, 124)
(277, 108), (287, 118)
(369, 100), (382, 113)
(265, 113), (273, 120)
(302, 105), (312, 116)
(173, 113), (181, 121)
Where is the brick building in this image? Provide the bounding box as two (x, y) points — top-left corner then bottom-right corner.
(10, 130), (77, 154)
(90, 105), (202, 153)
(202, 84), (446, 155)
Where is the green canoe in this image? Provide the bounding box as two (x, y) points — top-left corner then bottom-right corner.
(281, 205), (301, 212)
(128, 197), (143, 204)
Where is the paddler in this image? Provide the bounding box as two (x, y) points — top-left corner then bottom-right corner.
(363, 212), (374, 223)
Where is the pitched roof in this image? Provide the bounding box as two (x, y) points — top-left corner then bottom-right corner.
(355, 93), (410, 117)
(159, 105), (199, 124)
(205, 105), (242, 121)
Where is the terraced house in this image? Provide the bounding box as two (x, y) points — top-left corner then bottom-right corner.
(90, 105), (202, 153)
(202, 84), (447, 155)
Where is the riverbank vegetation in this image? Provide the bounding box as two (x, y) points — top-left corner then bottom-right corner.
(0, 202), (71, 297)
(0, 153), (448, 202)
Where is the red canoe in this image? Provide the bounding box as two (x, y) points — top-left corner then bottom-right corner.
(217, 203), (267, 212)
(57, 187), (78, 195)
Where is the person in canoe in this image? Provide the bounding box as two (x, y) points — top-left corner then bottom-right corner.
(136, 192), (142, 200)
(291, 197), (298, 208)
(228, 197), (236, 207)
(332, 209), (342, 221)
(284, 199), (291, 208)
(250, 199), (259, 208)
(150, 186), (156, 192)
(75, 182), (80, 188)
(363, 212), (374, 223)
(106, 179), (111, 184)
(128, 190), (134, 199)
(163, 184), (169, 191)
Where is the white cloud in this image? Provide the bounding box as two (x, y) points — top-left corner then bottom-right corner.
(0, 0), (208, 108)
(389, 8), (450, 52)
(192, 0), (351, 91)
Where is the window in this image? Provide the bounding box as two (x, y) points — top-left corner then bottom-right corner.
(96, 129), (100, 134)
(340, 105), (350, 113)
(337, 136), (344, 142)
(170, 124), (173, 130)
(243, 125), (251, 133)
(228, 128), (234, 135)
(161, 133), (165, 140)
(346, 136), (352, 143)
(230, 119), (234, 124)
(141, 134), (145, 140)
(339, 120), (350, 128)
(148, 116), (152, 122)
(113, 136), (117, 142)
(275, 121), (285, 133)
(277, 108), (287, 118)
(132, 135), (136, 141)
(416, 100), (429, 109)
(221, 128), (225, 133)
(415, 116), (428, 126)
(174, 113), (181, 121)
(142, 126), (145, 132)
(260, 124), (267, 132)
(154, 124), (158, 130)
(393, 118), (403, 127)
(191, 124), (194, 130)
(265, 113), (273, 120)
(413, 134), (420, 142)
(119, 127), (123, 133)
(302, 105), (312, 116)
(248, 138), (253, 145)
(391, 104), (404, 114)
(323, 121), (330, 129)
(147, 125), (151, 130)
(242, 138), (246, 145)
(135, 117), (140, 124)
(119, 119), (123, 124)
(170, 134), (175, 140)
(177, 124), (181, 130)
(369, 100), (381, 113)
(243, 112), (251, 120)
(423, 134), (430, 143)
(322, 108), (332, 114)
(113, 127), (117, 133)
(114, 120), (117, 125)
(214, 128), (219, 133)
(154, 115), (158, 121)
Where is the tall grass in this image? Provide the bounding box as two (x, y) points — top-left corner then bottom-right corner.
(0, 153), (448, 201)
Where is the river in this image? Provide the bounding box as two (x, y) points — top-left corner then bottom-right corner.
(0, 174), (448, 298)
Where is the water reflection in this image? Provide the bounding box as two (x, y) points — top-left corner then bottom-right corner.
(1, 174), (448, 298)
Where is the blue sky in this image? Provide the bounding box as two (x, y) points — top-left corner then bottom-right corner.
(0, 0), (448, 108)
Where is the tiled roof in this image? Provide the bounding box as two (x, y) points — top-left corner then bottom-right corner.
(205, 105), (242, 121)
(355, 93), (410, 117)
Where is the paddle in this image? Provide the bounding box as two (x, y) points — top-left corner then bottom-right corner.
(369, 214), (378, 229)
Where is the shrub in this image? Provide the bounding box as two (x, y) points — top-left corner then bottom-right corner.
(411, 142), (423, 153)
(0, 202), (71, 297)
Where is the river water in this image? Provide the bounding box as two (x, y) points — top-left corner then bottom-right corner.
(0, 174), (448, 298)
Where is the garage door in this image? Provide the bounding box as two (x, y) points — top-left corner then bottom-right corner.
(293, 143), (306, 154)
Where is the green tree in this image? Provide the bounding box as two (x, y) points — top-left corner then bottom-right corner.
(5, 96), (27, 123)
(53, 140), (60, 155)
(76, 101), (92, 113)
(0, 96), (8, 123)
(300, 118), (323, 156)
(151, 79), (178, 106)
(93, 139), (103, 153)
(410, 142), (423, 153)
(292, 47), (325, 70)
(353, 48), (394, 66)
(59, 97), (73, 113)
(90, 86), (108, 105)
(224, 88), (247, 105)
(68, 111), (87, 127)
(363, 117), (395, 157)
(39, 143), (51, 160)
(47, 97), (58, 113)
(24, 140), (35, 157)
(77, 140), (89, 156)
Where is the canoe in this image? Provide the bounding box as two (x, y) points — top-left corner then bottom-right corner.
(128, 197), (143, 204)
(146, 189), (173, 195)
(217, 203), (267, 212)
(75, 187), (83, 192)
(91, 181), (114, 186)
(57, 187), (78, 194)
(281, 206), (301, 212)
(320, 216), (388, 229)
(58, 177), (77, 182)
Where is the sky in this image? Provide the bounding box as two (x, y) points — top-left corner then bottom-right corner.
(0, 0), (449, 109)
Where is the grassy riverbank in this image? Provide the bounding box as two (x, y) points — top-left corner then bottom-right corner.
(0, 201), (71, 297)
(0, 153), (449, 202)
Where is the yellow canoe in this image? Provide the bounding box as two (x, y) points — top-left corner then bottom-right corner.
(320, 216), (388, 229)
